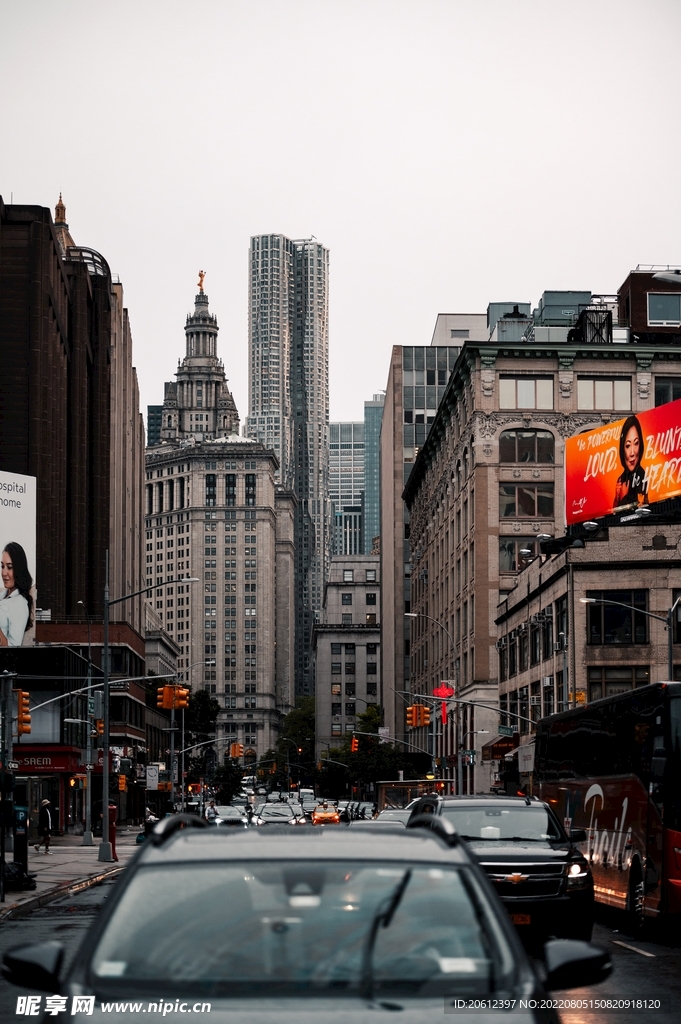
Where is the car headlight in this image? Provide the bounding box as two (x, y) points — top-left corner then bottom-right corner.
(566, 861), (590, 888)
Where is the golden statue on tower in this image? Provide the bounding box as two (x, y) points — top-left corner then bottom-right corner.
(198, 269), (206, 293)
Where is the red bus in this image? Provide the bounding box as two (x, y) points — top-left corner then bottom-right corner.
(534, 681), (681, 927)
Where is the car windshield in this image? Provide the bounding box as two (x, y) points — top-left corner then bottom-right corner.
(216, 807), (241, 818)
(90, 860), (511, 996)
(259, 805), (294, 819)
(441, 805), (563, 841)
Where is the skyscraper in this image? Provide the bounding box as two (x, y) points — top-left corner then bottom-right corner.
(246, 234), (330, 696)
(329, 422), (364, 555)
(363, 394), (384, 553)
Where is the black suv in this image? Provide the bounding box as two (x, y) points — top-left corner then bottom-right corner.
(3, 814), (609, 1021)
(408, 795), (593, 941)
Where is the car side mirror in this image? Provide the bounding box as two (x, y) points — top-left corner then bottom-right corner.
(2, 941), (64, 992)
(569, 828), (587, 843)
(544, 940), (612, 991)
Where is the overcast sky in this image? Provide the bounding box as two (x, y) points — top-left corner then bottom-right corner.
(3, 1), (680, 427)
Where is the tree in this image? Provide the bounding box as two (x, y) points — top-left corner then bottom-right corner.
(274, 696), (315, 786)
(213, 759), (244, 804)
(186, 688), (220, 744)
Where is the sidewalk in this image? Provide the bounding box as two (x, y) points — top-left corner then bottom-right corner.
(0, 828), (140, 920)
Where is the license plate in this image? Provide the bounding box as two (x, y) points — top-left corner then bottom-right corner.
(512, 914), (531, 926)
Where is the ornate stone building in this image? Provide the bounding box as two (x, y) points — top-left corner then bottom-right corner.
(402, 282), (681, 792)
(146, 285), (296, 763)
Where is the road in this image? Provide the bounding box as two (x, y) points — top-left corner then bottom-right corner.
(0, 883), (678, 1023)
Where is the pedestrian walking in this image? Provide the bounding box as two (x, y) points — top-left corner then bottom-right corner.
(205, 800), (218, 824)
(34, 799), (52, 854)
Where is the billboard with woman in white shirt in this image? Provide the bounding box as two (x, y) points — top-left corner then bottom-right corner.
(0, 471), (37, 646)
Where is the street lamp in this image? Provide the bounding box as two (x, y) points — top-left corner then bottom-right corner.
(580, 595), (681, 681)
(98, 561), (199, 863)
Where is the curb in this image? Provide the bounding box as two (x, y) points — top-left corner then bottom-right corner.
(0, 866), (124, 922)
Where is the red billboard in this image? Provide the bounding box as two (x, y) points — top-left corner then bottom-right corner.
(565, 399), (681, 525)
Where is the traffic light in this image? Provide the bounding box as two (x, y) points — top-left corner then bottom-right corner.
(173, 685), (190, 709)
(406, 706), (417, 728)
(230, 742), (244, 758)
(15, 690), (31, 736)
(350, 736), (359, 753)
(95, 719), (104, 736)
(418, 705), (431, 727)
(118, 775), (127, 791)
(157, 684), (173, 709)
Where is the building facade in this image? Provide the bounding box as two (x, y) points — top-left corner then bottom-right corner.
(379, 340), (462, 747)
(146, 286), (296, 759)
(313, 555), (380, 759)
(402, 281), (681, 791)
(363, 394), (384, 554)
(330, 422), (364, 555)
(245, 234), (330, 696)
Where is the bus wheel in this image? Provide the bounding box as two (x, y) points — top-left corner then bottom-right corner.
(626, 866), (645, 935)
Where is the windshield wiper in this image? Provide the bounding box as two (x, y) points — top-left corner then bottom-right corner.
(360, 869), (412, 1003)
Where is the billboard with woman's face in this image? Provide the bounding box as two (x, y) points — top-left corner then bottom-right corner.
(565, 399), (681, 525)
(0, 471), (37, 646)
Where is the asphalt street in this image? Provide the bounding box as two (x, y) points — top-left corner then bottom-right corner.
(0, 882), (678, 1024)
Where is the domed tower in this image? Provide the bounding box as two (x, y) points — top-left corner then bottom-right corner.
(160, 274), (239, 444)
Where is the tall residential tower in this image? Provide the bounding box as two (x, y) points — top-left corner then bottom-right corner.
(246, 234), (330, 696)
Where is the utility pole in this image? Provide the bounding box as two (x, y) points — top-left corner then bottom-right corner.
(0, 671), (17, 904)
(78, 601), (94, 846)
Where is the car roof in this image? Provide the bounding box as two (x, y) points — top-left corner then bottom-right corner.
(439, 796), (546, 807)
(139, 826), (472, 866)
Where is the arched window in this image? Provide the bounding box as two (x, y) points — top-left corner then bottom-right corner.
(463, 448), (469, 479)
(456, 461), (462, 493)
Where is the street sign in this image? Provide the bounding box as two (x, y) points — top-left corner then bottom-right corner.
(88, 697), (95, 716)
(462, 749), (475, 757)
(7, 761), (19, 770)
(109, 680), (129, 692)
(146, 765), (159, 791)
(498, 725), (514, 737)
(85, 764), (94, 772)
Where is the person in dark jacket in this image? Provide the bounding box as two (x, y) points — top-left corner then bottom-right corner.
(34, 799), (52, 854)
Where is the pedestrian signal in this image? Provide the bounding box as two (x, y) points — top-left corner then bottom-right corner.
(350, 736), (359, 753)
(118, 775), (127, 791)
(15, 690), (31, 736)
(95, 719), (104, 736)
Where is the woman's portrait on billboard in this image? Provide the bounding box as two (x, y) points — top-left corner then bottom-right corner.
(0, 542), (34, 646)
(614, 415), (648, 508)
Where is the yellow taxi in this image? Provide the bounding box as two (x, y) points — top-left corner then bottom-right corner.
(310, 800), (341, 825)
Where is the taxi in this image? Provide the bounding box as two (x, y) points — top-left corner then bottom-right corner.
(310, 800), (341, 825)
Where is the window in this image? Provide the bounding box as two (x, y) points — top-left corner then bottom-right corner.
(577, 378), (631, 411)
(345, 644), (355, 654)
(499, 430), (554, 464)
(655, 377), (681, 407)
(225, 474), (236, 506)
(366, 593), (376, 605)
(244, 696), (257, 709)
(366, 614), (377, 625)
(648, 293), (681, 327)
(343, 569), (354, 582)
(330, 643), (342, 655)
(499, 485), (554, 518)
(331, 663), (341, 675)
(345, 662), (356, 675)
(587, 665), (650, 703)
(341, 593), (352, 605)
(366, 662), (377, 675)
(205, 474), (216, 507)
(331, 683), (341, 695)
(345, 703), (356, 717)
(367, 643), (377, 654)
(366, 569), (376, 582)
(587, 589), (648, 645)
(342, 613), (352, 624)
(332, 724), (342, 736)
(345, 682), (355, 696)
(245, 474), (256, 507)
(499, 377), (553, 410)
(331, 703), (342, 716)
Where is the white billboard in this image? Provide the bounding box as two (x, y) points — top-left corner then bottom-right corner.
(0, 471), (37, 646)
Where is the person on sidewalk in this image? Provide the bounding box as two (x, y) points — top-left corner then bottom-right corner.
(34, 799), (52, 854)
(205, 800), (218, 824)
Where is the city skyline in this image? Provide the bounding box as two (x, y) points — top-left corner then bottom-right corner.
(3, 3), (679, 428)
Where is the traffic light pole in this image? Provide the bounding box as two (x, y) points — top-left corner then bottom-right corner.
(99, 552), (112, 863)
(170, 706), (176, 810)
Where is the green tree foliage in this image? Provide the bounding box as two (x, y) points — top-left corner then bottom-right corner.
(186, 688), (220, 743)
(212, 760), (245, 804)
